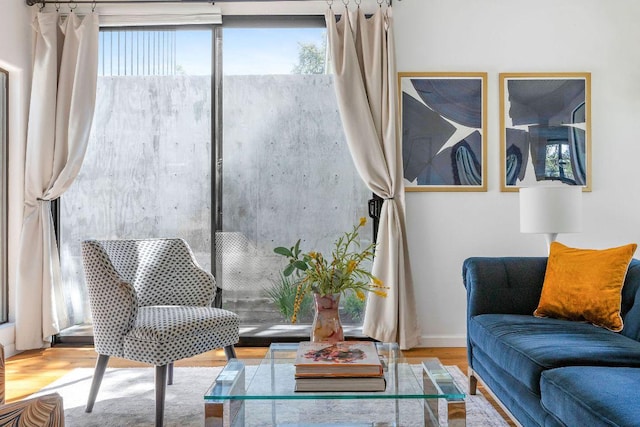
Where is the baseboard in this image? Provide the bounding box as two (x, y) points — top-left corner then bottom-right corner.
(0, 323), (16, 357)
(417, 335), (466, 347)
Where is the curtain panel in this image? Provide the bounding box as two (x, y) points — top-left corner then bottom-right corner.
(16, 12), (99, 350)
(325, 6), (419, 349)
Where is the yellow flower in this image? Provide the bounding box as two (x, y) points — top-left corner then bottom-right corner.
(355, 289), (365, 301)
(373, 289), (387, 298)
(290, 282), (308, 324)
(359, 217), (367, 227)
(309, 251), (317, 259)
(347, 260), (357, 273)
(373, 277), (384, 287)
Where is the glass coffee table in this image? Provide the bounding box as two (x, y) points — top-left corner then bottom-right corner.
(204, 343), (466, 427)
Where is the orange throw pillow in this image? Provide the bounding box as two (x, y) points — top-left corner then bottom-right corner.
(534, 242), (637, 332)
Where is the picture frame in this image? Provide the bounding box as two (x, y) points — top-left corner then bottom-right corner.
(499, 72), (591, 192)
(399, 72), (487, 192)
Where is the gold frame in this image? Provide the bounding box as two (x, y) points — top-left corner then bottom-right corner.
(398, 72), (488, 192)
(499, 72), (592, 192)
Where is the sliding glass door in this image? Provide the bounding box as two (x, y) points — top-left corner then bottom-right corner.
(58, 27), (214, 333)
(217, 23), (371, 337)
(58, 19), (370, 341)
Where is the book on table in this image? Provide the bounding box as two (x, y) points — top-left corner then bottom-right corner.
(293, 341), (386, 391)
(294, 375), (386, 392)
(294, 341), (384, 377)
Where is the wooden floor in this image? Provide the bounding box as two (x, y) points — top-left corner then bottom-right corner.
(5, 345), (515, 426)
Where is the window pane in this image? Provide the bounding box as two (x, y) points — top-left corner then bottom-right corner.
(224, 27), (326, 75)
(59, 28), (213, 330)
(219, 27), (370, 334)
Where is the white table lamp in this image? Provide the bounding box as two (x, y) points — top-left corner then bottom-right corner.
(519, 185), (583, 252)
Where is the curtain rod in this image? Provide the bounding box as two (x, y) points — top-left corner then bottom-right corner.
(26, 0), (396, 7)
(26, 0), (308, 5)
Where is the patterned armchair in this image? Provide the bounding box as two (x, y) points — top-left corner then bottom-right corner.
(81, 238), (239, 427)
(0, 344), (65, 426)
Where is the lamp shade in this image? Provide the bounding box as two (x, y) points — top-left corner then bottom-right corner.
(519, 186), (583, 234)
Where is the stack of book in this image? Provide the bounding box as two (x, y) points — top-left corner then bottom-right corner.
(293, 341), (386, 392)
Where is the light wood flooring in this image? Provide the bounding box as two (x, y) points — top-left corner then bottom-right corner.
(5, 345), (515, 426)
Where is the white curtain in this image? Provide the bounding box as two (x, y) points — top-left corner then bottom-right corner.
(16, 12), (99, 350)
(325, 6), (420, 349)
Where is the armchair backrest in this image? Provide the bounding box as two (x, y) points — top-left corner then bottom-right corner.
(91, 238), (215, 307)
(82, 238), (216, 356)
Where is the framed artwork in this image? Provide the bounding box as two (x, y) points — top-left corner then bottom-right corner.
(399, 72), (487, 192)
(500, 72), (591, 192)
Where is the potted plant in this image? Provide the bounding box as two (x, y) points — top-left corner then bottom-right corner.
(274, 217), (387, 342)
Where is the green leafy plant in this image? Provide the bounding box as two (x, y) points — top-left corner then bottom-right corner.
(264, 272), (312, 322)
(274, 217), (387, 323)
(343, 289), (366, 322)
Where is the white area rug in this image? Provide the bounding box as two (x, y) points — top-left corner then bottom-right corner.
(32, 365), (508, 426)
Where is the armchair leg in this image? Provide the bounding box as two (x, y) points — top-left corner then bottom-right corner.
(224, 345), (237, 360)
(168, 362), (174, 385)
(86, 354), (110, 412)
(155, 364), (168, 427)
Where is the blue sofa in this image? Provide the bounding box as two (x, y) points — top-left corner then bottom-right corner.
(463, 257), (640, 427)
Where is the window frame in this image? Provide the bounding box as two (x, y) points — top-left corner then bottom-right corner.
(212, 15), (325, 302)
(0, 67), (8, 324)
(54, 24), (218, 343)
(54, 16), (369, 344)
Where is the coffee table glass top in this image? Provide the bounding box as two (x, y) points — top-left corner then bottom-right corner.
(204, 342), (465, 401)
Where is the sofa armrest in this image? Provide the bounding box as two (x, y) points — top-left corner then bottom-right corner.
(463, 257), (548, 317)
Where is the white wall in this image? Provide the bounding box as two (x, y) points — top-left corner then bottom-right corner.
(395, 0), (640, 346)
(0, 0), (32, 356)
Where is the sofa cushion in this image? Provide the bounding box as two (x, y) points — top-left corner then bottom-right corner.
(541, 366), (640, 427)
(469, 313), (640, 395)
(534, 242), (637, 332)
(471, 344), (564, 427)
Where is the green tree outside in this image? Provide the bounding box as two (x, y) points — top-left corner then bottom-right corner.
(291, 39), (327, 74)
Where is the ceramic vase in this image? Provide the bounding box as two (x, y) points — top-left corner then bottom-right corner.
(311, 292), (344, 343)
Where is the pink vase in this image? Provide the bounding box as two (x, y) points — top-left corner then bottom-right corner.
(311, 293), (344, 343)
